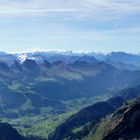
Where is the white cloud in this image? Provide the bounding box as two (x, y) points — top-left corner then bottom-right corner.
(0, 0), (139, 20)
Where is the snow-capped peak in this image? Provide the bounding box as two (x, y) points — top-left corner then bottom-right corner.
(17, 54), (28, 63)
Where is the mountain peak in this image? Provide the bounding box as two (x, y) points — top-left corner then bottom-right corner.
(22, 59), (40, 73)
(43, 59), (51, 68)
(52, 60), (66, 65)
(78, 55), (98, 64)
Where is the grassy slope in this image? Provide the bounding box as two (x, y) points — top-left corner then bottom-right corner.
(0, 95), (107, 139)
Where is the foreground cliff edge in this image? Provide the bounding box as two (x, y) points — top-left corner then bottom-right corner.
(49, 93), (140, 140)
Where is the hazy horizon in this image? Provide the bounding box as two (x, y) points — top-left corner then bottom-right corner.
(0, 49), (140, 55)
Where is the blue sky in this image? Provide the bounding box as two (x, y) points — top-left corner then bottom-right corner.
(0, 0), (140, 53)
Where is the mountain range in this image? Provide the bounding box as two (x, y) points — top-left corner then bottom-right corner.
(1, 54), (140, 117)
(1, 51), (140, 139)
(1, 51), (140, 69)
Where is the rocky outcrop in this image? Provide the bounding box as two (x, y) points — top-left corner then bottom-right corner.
(103, 98), (140, 140)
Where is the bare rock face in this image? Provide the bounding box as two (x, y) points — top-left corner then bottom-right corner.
(103, 98), (140, 140)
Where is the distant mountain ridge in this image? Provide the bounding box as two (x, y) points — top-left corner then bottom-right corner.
(1, 51), (140, 68)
